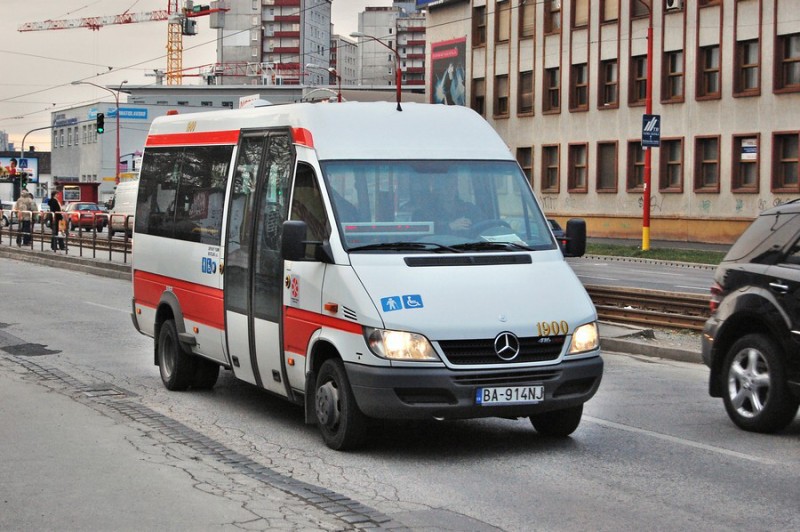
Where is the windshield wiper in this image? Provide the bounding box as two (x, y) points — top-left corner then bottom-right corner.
(451, 241), (535, 252)
(348, 241), (461, 253)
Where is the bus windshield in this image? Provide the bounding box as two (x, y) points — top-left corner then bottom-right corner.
(321, 160), (556, 252)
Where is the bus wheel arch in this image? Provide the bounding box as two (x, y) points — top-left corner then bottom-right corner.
(311, 351), (368, 450)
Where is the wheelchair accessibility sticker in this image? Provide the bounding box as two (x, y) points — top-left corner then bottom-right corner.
(381, 294), (424, 312)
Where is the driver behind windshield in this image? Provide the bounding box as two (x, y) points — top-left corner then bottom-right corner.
(416, 174), (481, 235)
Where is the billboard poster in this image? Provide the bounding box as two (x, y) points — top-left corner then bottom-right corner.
(0, 156), (39, 184)
(431, 37), (467, 106)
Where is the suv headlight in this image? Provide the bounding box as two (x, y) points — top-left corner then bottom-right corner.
(365, 327), (440, 361)
(567, 322), (599, 355)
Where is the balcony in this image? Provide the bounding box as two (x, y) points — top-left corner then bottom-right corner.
(274, 0), (300, 5)
(406, 53), (425, 60)
(273, 30), (299, 38)
(272, 47), (299, 54)
(407, 40), (426, 47)
(274, 15), (300, 23)
(405, 66), (425, 74)
(404, 79), (425, 86)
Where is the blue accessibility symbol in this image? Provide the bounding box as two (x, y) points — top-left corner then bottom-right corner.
(403, 294), (423, 309)
(381, 296), (403, 312)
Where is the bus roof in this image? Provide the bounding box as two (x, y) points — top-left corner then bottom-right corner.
(146, 102), (514, 162)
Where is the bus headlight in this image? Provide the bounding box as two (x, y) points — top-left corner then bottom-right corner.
(567, 322), (599, 355)
(365, 328), (440, 361)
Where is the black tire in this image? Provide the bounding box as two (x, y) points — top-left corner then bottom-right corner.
(158, 319), (193, 391)
(192, 358), (220, 390)
(315, 359), (368, 450)
(530, 404), (584, 437)
(97, 225), (103, 233)
(721, 334), (799, 433)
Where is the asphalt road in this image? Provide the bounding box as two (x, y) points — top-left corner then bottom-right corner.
(568, 255), (716, 294)
(1, 257), (798, 531)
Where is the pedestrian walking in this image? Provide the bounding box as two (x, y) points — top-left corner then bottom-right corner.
(48, 191), (66, 252)
(13, 188), (37, 246)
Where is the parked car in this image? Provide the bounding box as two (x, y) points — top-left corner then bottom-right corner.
(702, 200), (800, 433)
(63, 202), (105, 232)
(548, 218), (567, 250)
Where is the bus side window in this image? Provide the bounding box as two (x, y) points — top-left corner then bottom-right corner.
(291, 163), (329, 259)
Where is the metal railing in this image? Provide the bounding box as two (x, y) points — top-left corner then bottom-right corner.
(0, 209), (133, 263)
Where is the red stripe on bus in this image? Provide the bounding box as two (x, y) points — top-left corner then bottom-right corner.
(145, 130), (240, 147)
(133, 270), (224, 330)
(283, 306), (363, 356)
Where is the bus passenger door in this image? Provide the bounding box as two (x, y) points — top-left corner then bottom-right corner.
(223, 130), (293, 396)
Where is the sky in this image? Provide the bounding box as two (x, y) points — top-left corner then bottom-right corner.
(0, 0), (391, 151)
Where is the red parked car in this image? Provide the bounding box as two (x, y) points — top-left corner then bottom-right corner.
(63, 202), (106, 232)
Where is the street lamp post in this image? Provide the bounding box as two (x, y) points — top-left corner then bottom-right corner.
(305, 63), (342, 102)
(71, 80), (128, 184)
(641, 2), (654, 251)
(350, 32), (402, 111)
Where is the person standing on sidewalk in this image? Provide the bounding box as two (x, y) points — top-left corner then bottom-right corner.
(48, 191), (65, 252)
(13, 189), (37, 246)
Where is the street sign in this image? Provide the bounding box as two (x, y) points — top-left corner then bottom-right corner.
(642, 114), (661, 148)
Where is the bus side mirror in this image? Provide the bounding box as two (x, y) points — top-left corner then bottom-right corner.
(564, 218), (586, 258)
(282, 220), (307, 261)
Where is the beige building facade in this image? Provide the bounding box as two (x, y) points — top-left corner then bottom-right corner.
(426, 0), (800, 243)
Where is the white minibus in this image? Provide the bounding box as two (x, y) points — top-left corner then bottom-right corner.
(131, 102), (603, 450)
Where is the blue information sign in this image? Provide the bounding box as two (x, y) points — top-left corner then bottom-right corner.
(642, 114), (661, 148)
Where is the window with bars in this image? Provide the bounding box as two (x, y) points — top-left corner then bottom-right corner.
(662, 50), (684, 102)
(570, 63), (589, 111)
(659, 138), (684, 192)
(627, 141), (645, 190)
(599, 59), (618, 108)
(694, 136), (721, 191)
(697, 45), (721, 99)
(597, 142), (618, 192)
(732, 135), (759, 192)
(542, 145), (560, 192)
(568, 144), (588, 192)
(772, 133), (799, 191)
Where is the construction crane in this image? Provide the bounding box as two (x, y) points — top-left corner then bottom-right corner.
(18, 1), (227, 85)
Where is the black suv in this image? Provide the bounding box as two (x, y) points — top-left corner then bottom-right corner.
(702, 201), (800, 433)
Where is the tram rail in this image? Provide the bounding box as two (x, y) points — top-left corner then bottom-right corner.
(586, 284), (710, 331)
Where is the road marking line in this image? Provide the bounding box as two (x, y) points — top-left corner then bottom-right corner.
(85, 301), (128, 313)
(585, 415), (778, 465)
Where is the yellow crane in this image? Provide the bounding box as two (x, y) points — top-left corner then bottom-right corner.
(18, 1), (227, 85)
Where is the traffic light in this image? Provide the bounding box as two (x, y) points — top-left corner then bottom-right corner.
(96, 113), (105, 134)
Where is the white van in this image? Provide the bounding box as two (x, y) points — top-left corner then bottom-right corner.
(109, 180), (138, 238)
(131, 102), (603, 450)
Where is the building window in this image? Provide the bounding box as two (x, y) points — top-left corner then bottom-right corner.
(201, 101), (213, 107)
(735, 40), (760, 95)
(570, 63), (589, 111)
(662, 50), (684, 102)
(627, 141), (645, 190)
(472, 6), (487, 46)
(601, 0), (619, 22)
(517, 147), (533, 182)
(630, 55), (647, 105)
(697, 45), (721, 99)
(568, 143), (588, 192)
(543, 67), (561, 113)
(471, 78), (486, 116)
(545, 0), (562, 34)
(775, 33), (800, 92)
(695, 136), (721, 191)
(732, 135), (759, 192)
(518, 70), (534, 114)
(572, 0), (589, 28)
(599, 59), (618, 108)
(495, 0), (511, 42)
(494, 75), (509, 116)
(542, 145), (560, 192)
(597, 142), (618, 192)
(631, 0), (649, 18)
(67, 128), (72, 146)
(772, 133), (799, 191)
(519, 0), (535, 38)
(659, 138), (684, 192)
(53, 131), (58, 148)
(699, 0), (720, 6)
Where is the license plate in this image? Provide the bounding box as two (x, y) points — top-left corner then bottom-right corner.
(475, 385), (544, 405)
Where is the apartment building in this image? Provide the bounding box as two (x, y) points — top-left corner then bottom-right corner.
(426, 0), (800, 243)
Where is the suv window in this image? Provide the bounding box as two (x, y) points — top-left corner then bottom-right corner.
(724, 211), (800, 264)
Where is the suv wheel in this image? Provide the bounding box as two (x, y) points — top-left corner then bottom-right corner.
(722, 334), (799, 433)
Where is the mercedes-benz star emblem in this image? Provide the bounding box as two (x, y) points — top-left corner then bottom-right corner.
(494, 332), (520, 361)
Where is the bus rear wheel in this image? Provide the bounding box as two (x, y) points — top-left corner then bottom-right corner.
(315, 359), (367, 451)
(158, 319), (193, 391)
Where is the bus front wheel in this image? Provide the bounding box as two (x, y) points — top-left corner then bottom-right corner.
(315, 359), (367, 451)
